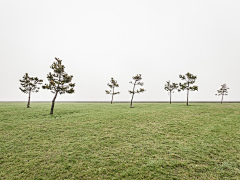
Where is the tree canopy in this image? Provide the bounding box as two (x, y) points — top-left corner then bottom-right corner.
(19, 73), (43, 108)
(215, 83), (229, 104)
(178, 72), (198, 105)
(42, 57), (75, 114)
(164, 80), (178, 104)
(105, 77), (120, 104)
(129, 74), (146, 107)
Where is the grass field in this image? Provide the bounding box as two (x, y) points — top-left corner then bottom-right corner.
(0, 103), (240, 179)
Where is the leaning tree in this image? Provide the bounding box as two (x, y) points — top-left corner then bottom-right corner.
(19, 73), (43, 108)
(178, 72), (198, 105)
(129, 74), (146, 107)
(105, 77), (120, 104)
(42, 57), (75, 114)
(215, 83), (229, 104)
(164, 80), (178, 104)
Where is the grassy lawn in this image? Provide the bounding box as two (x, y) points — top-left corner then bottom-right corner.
(0, 103), (240, 179)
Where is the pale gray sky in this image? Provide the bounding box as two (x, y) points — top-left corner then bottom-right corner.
(1, 0), (240, 102)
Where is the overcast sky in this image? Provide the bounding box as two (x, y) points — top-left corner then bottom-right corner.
(1, 0), (240, 102)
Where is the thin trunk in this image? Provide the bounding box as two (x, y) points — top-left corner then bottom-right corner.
(130, 83), (136, 107)
(186, 82), (190, 106)
(111, 87), (114, 104)
(50, 73), (61, 114)
(221, 94), (223, 104)
(130, 93), (135, 107)
(50, 91), (58, 114)
(170, 91), (172, 104)
(27, 90), (31, 108)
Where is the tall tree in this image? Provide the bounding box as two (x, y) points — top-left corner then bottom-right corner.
(215, 83), (229, 104)
(105, 77), (120, 104)
(19, 73), (43, 108)
(129, 74), (146, 107)
(42, 57), (75, 114)
(178, 72), (198, 105)
(164, 80), (178, 104)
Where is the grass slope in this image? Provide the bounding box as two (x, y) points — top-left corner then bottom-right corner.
(0, 103), (240, 179)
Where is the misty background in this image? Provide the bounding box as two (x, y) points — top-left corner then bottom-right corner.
(1, 0), (240, 102)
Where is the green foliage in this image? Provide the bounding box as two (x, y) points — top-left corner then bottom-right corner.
(215, 84), (229, 96)
(42, 57), (75, 95)
(164, 80), (179, 104)
(178, 72), (198, 92)
(215, 84), (229, 104)
(164, 80), (178, 93)
(105, 78), (120, 95)
(19, 73), (43, 94)
(129, 74), (146, 107)
(128, 74), (146, 94)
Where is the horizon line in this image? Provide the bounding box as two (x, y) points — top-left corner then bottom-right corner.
(1, 101), (240, 103)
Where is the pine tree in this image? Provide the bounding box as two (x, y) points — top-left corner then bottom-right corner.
(42, 57), (75, 114)
(105, 78), (120, 104)
(178, 72), (198, 105)
(19, 73), (43, 108)
(129, 74), (146, 107)
(164, 81), (178, 104)
(215, 83), (229, 104)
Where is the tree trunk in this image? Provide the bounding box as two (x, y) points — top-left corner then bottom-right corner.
(187, 89), (189, 106)
(130, 83), (136, 107)
(50, 91), (58, 114)
(170, 91), (172, 104)
(130, 93), (135, 107)
(111, 87), (114, 104)
(221, 94), (223, 104)
(27, 90), (31, 108)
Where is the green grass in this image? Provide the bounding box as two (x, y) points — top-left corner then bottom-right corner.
(0, 103), (240, 179)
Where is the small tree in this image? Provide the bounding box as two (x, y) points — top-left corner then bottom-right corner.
(164, 81), (178, 104)
(215, 83), (229, 104)
(129, 74), (146, 107)
(178, 72), (198, 105)
(105, 78), (120, 104)
(19, 73), (43, 108)
(42, 57), (75, 114)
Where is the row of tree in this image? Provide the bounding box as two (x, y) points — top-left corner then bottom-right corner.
(20, 57), (230, 114)
(106, 73), (229, 105)
(105, 74), (146, 107)
(20, 58), (75, 114)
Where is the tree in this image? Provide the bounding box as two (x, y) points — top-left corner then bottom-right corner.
(105, 78), (120, 104)
(42, 57), (75, 114)
(215, 83), (229, 104)
(164, 81), (178, 104)
(19, 73), (43, 108)
(178, 72), (198, 105)
(129, 74), (146, 107)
